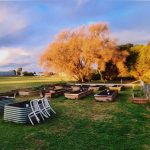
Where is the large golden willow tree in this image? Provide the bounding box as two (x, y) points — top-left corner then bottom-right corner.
(130, 42), (150, 82)
(40, 23), (128, 82)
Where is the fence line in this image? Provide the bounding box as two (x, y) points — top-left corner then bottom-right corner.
(73, 82), (142, 87)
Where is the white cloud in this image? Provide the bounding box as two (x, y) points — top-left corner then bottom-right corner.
(0, 47), (31, 66)
(0, 45), (44, 72)
(112, 30), (150, 44)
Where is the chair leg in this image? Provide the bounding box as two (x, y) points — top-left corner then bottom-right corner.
(45, 108), (51, 116)
(33, 113), (40, 123)
(50, 105), (56, 114)
(41, 110), (49, 118)
(28, 116), (34, 125)
(39, 112), (45, 121)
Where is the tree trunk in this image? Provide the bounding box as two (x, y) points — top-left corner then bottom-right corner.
(98, 69), (104, 83)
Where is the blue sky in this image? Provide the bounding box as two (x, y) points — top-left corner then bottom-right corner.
(0, 0), (150, 72)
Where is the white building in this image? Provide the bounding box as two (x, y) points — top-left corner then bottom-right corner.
(35, 72), (44, 76)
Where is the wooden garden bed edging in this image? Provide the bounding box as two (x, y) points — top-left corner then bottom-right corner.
(132, 97), (149, 104)
(18, 90), (41, 96)
(64, 90), (93, 100)
(94, 90), (118, 102)
(109, 85), (123, 92)
(132, 91), (149, 104)
(45, 89), (66, 98)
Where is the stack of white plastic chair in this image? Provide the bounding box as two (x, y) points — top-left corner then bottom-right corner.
(37, 99), (50, 118)
(41, 97), (56, 116)
(28, 98), (56, 125)
(28, 99), (45, 125)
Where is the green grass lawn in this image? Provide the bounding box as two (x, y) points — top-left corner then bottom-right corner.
(0, 77), (150, 149)
(0, 76), (71, 92)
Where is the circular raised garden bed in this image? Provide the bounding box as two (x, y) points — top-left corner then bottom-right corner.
(0, 91), (15, 97)
(0, 97), (14, 112)
(132, 98), (149, 104)
(4, 101), (31, 124)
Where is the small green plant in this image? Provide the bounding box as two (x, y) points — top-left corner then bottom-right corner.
(133, 88), (147, 98)
(132, 85), (142, 91)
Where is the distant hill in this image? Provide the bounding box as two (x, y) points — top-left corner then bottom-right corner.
(0, 70), (16, 76)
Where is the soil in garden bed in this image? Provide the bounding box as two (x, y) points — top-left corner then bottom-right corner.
(8, 101), (30, 108)
(0, 96), (15, 101)
(81, 85), (90, 90)
(96, 90), (115, 96)
(89, 85), (106, 90)
(0, 91), (15, 97)
(112, 85), (122, 87)
(65, 89), (88, 94)
(49, 89), (66, 93)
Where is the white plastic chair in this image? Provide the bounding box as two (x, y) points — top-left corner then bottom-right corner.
(37, 99), (50, 118)
(41, 97), (56, 117)
(28, 100), (45, 125)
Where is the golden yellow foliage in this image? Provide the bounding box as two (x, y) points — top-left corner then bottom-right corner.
(130, 42), (150, 82)
(40, 23), (128, 82)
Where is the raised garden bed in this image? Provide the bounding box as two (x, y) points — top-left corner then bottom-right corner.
(18, 89), (41, 96)
(0, 97), (15, 112)
(54, 85), (63, 90)
(4, 101), (31, 124)
(94, 90), (117, 102)
(109, 85), (123, 92)
(132, 97), (149, 104)
(71, 85), (81, 92)
(64, 89), (93, 100)
(45, 89), (66, 98)
(89, 85), (106, 92)
(81, 85), (90, 90)
(0, 91), (16, 97)
(63, 85), (72, 92)
(132, 90), (149, 104)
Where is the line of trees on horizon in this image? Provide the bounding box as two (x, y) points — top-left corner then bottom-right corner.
(15, 68), (36, 76)
(40, 23), (150, 83)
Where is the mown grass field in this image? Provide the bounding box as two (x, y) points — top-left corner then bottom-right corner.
(0, 77), (150, 149)
(0, 76), (71, 92)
